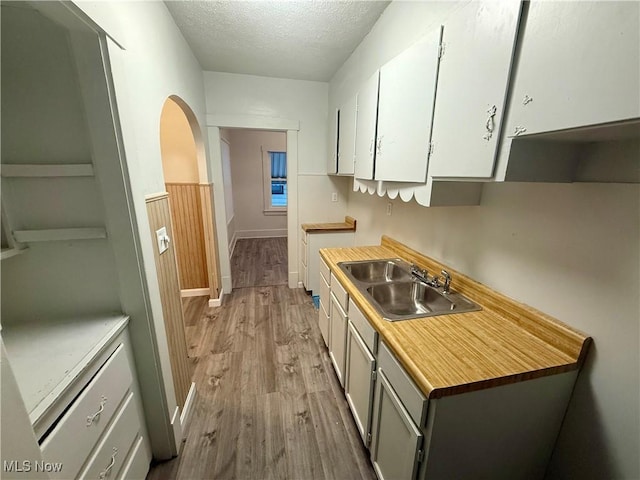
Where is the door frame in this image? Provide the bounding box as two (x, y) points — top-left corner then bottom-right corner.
(206, 114), (300, 302)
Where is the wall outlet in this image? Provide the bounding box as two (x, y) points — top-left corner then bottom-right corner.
(386, 202), (393, 216)
(156, 226), (170, 254)
(331, 192), (338, 202)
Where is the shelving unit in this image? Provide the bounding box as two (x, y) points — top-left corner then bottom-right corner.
(1, 163), (94, 177)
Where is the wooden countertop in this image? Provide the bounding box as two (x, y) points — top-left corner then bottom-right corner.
(320, 236), (591, 399)
(302, 216), (356, 233)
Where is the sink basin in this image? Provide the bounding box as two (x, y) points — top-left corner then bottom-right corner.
(337, 258), (481, 321)
(367, 281), (481, 321)
(340, 259), (412, 283)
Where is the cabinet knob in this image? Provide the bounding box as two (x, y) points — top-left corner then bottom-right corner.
(483, 105), (497, 141)
(513, 126), (527, 136)
(523, 95), (534, 105)
(86, 396), (107, 426)
(99, 447), (118, 479)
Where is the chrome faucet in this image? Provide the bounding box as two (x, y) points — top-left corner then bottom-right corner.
(440, 270), (451, 294)
(410, 264), (429, 284)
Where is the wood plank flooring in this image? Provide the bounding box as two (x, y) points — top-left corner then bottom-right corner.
(231, 237), (288, 288)
(147, 238), (375, 480)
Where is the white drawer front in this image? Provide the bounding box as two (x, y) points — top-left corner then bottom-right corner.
(348, 299), (377, 354)
(319, 256), (331, 286)
(378, 341), (427, 428)
(330, 273), (349, 313)
(41, 344), (132, 479)
(116, 436), (150, 480)
(79, 392), (140, 480)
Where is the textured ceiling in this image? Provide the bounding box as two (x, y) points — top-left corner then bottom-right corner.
(164, 1), (390, 82)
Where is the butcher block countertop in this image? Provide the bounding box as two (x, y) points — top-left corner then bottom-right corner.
(320, 236), (591, 399)
(302, 215), (356, 233)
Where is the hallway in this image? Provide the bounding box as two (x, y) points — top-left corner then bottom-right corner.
(147, 237), (375, 479)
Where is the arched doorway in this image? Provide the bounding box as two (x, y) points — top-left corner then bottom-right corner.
(160, 96), (220, 301)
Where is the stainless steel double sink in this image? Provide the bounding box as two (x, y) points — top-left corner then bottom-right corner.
(338, 259), (481, 321)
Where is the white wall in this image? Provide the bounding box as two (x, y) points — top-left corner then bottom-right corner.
(330, 2), (640, 478)
(227, 129), (287, 237)
(160, 98), (200, 183)
(72, 0), (211, 459)
(203, 72), (350, 289)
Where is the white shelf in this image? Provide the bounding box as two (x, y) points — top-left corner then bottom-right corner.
(1, 247), (28, 260)
(2, 314), (129, 432)
(1, 164), (94, 177)
(13, 227), (107, 243)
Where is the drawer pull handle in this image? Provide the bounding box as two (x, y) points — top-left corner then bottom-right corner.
(99, 447), (118, 479)
(86, 396), (107, 426)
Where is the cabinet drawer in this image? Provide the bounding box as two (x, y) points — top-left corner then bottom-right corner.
(79, 392), (140, 480)
(330, 273), (349, 313)
(319, 273), (331, 313)
(117, 436), (150, 480)
(41, 344), (132, 479)
(348, 299), (377, 354)
(378, 341), (427, 428)
(319, 257), (331, 286)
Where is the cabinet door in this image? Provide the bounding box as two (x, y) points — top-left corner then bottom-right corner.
(428, 1), (523, 178)
(329, 293), (348, 386)
(337, 95), (357, 175)
(345, 321), (376, 444)
(354, 70), (380, 180)
(371, 369), (423, 480)
(318, 298), (330, 347)
(375, 28), (441, 182)
(507, 1), (640, 137)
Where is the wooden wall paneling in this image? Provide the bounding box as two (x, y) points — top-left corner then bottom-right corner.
(146, 193), (192, 409)
(199, 183), (220, 298)
(166, 183), (208, 290)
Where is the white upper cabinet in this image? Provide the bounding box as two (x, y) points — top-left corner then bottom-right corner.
(428, 1), (523, 178)
(507, 1), (640, 138)
(337, 95), (357, 175)
(327, 108), (339, 174)
(375, 28), (442, 182)
(354, 71), (380, 180)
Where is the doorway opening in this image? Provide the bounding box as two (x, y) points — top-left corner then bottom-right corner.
(219, 128), (288, 289)
(160, 96), (220, 300)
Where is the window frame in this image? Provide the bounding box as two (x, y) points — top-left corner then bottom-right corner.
(262, 148), (287, 215)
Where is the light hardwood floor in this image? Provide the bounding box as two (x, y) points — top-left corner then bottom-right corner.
(147, 238), (376, 480)
(231, 237), (288, 289)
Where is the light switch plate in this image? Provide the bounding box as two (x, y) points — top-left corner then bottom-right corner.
(156, 226), (169, 254)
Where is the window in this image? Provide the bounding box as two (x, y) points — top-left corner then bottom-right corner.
(263, 150), (287, 213)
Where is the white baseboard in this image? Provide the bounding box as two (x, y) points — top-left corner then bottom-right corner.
(170, 405), (182, 449)
(209, 288), (224, 307)
(180, 382), (197, 435)
(297, 281), (304, 288)
(289, 271), (300, 289)
(236, 229), (287, 239)
(229, 232), (237, 257)
(180, 288), (210, 298)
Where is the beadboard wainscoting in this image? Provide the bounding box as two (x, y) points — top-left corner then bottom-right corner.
(166, 183), (209, 290)
(146, 192), (193, 411)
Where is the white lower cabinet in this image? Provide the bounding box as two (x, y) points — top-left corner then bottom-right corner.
(371, 370), (424, 480)
(37, 329), (151, 480)
(344, 321), (376, 444)
(328, 293), (348, 386)
(321, 261), (584, 480)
